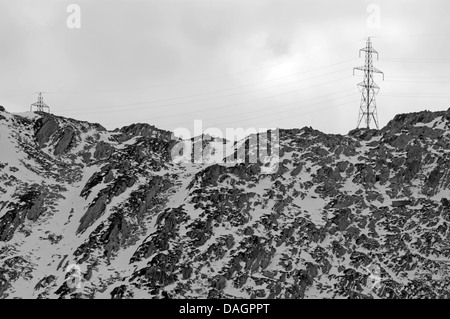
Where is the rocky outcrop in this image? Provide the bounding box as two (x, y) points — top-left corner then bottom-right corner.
(26, 193), (46, 221)
(94, 141), (114, 160)
(0, 189), (42, 241)
(77, 194), (109, 234)
(1, 106), (450, 299)
(35, 115), (59, 148)
(54, 126), (75, 155)
(116, 123), (172, 142)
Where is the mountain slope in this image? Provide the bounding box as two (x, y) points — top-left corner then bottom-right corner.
(0, 107), (449, 299)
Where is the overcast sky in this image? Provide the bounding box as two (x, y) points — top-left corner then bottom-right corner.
(1, 0), (450, 136)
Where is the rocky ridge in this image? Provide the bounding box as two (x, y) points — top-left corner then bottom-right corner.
(0, 107), (449, 299)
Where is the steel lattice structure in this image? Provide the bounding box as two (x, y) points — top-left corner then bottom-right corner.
(353, 37), (384, 129)
(30, 92), (50, 113)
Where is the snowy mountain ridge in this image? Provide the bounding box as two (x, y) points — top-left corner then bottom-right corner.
(0, 106), (449, 299)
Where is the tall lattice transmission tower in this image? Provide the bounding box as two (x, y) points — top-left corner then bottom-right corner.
(30, 92), (51, 113)
(353, 37), (384, 129)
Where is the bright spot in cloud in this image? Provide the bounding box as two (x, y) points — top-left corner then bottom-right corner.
(264, 60), (299, 82)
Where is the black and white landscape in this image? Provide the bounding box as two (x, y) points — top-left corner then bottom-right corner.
(0, 0), (449, 300)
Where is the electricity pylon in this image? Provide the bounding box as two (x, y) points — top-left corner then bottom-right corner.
(30, 92), (50, 113)
(353, 37), (384, 129)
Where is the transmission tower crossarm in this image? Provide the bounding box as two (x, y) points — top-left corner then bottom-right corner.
(359, 48), (379, 58)
(353, 66), (384, 76)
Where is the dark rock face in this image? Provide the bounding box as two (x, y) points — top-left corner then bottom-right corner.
(0, 189), (41, 241)
(54, 126), (75, 155)
(26, 193), (46, 221)
(94, 141), (113, 160)
(117, 123), (172, 142)
(35, 115), (59, 148)
(348, 128), (380, 141)
(190, 164), (227, 188)
(77, 193), (109, 234)
(0, 105), (5, 112)
(111, 285), (128, 299)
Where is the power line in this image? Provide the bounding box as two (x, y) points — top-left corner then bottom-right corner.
(373, 33), (450, 39)
(0, 92), (35, 100)
(60, 59), (357, 114)
(243, 98), (358, 129)
(58, 40), (365, 126)
(385, 79), (450, 84)
(381, 58), (450, 63)
(164, 97), (359, 131)
(63, 75), (355, 117)
(104, 89), (357, 128)
(1, 57), (357, 113)
(39, 39), (364, 95)
(380, 93), (450, 98)
(388, 75), (450, 79)
(0, 45), (360, 101)
(8, 34), (450, 132)
(68, 74), (354, 125)
(174, 95), (358, 129)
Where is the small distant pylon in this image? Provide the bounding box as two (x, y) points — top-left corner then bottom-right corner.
(353, 37), (384, 129)
(30, 92), (51, 113)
